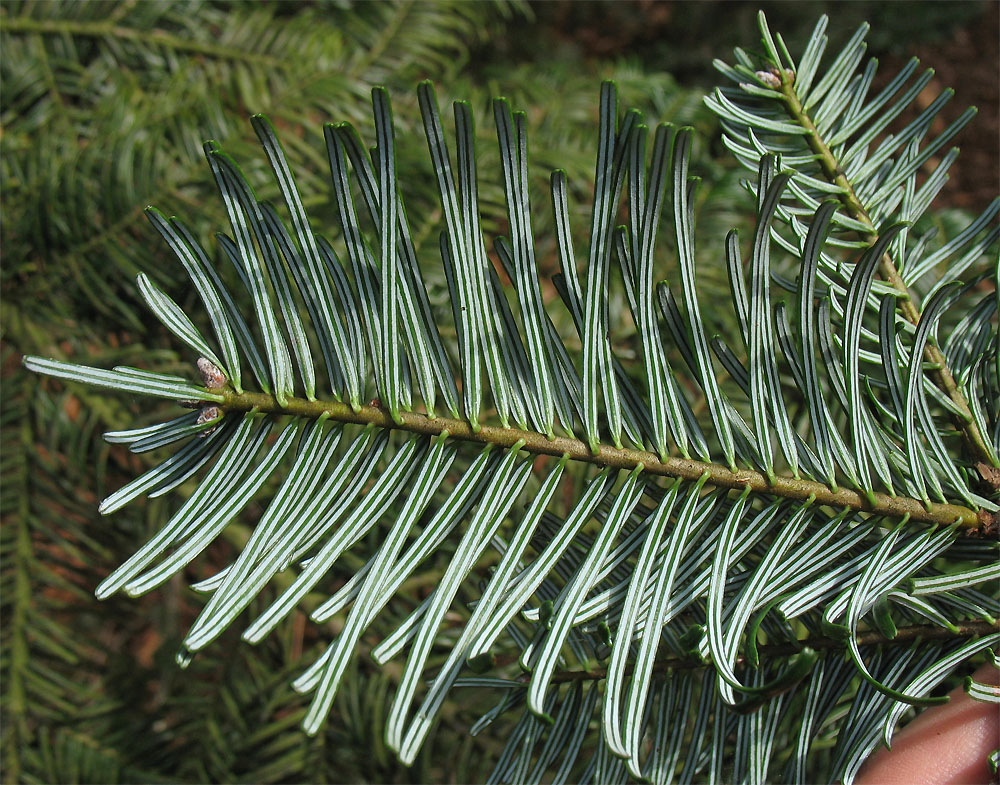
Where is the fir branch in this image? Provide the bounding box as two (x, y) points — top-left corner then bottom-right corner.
(545, 620), (1000, 683)
(0, 16), (286, 66)
(349, 0), (416, 78)
(12, 8), (998, 781)
(772, 69), (995, 471)
(220, 389), (984, 527)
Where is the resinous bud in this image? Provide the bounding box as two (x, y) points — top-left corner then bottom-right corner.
(755, 70), (781, 89)
(197, 357), (227, 389)
(196, 405), (223, 436)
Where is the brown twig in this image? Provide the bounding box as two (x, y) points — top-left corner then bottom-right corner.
(219, 389), (983, 527)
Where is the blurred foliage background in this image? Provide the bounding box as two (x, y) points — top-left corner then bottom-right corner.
(1, 1), (996, 782)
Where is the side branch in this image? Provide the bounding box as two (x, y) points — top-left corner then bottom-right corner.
(221, 389), (983, 527)
(1, 17), (285, 67)
(776, 73), (995, 470)
(545, 619), (1000, 684)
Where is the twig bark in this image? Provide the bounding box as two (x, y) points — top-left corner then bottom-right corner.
(220, 389), (984, 527)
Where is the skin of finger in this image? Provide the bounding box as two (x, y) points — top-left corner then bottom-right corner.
(856, 662), (1000, 785)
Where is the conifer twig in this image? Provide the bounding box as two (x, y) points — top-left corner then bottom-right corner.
(542, 620), (1000, 683)
(220, 389), (986, 527)
(775, 70), (996, 472)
